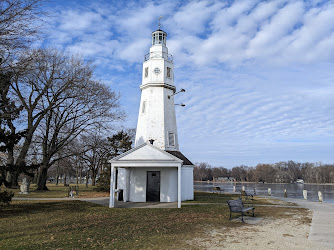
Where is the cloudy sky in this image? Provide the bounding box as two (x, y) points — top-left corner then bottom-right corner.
(41, 0), (334, 167)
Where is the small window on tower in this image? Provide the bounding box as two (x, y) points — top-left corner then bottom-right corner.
(142, 101), (146, 114)
(167, 67), (171, 78)
(168, 132), (175, 147)
(159, 33), (163, 44)
(145, 67), (148, 78)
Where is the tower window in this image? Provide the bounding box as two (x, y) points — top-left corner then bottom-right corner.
(168, 132), (175, 147)
(167, 67), (171, 78)
(159, 33), (163, 44)
(145, 67), (148, 78)
(142, 101), (146, 114)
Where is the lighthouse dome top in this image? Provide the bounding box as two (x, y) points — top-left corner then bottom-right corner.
(152, 29), (167, 46)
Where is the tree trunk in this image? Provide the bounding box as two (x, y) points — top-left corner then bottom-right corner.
(91, 169), (96, 186)
(85, 171), (89, 188)
(36, 166), (49, 190)
(76, 165), (79, 185)
(56, 174), (59, 185)
(33, 169), (38, 184)
(5, 148), (19, 188)
(5, 171), (19, 188)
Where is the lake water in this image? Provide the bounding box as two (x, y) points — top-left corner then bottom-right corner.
(194, 182), (334, 204)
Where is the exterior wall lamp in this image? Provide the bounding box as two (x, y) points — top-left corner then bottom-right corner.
(168, 88), (185, 99)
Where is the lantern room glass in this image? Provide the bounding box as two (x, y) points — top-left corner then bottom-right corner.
(152, 31), (166, 46)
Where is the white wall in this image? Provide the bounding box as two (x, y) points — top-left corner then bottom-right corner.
(127, 167), (178, 202)
(160, 168), (178, 202)
(129, 168), (147, 202)
(135, 38), (178, 151)
(181, 166), (194, 200)
(135, 87), (179, 151)
(117, 166), (193, 202)
(117, 168), (126, 190)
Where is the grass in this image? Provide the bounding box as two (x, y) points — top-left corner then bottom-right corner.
(0, 192), (309, 249)
(0, 199), (308, 249)
(184, 191), (288, 205)
(0, 200), (236, 249)
(2, 183), (109, 198)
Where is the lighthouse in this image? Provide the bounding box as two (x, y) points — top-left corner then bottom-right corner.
(135, 28), (179, 151)
(109, 22), (194, 208)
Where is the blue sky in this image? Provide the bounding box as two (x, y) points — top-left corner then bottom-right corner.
(40, 0), (334, 167)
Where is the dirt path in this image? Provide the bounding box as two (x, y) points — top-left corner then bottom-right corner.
(185, 210), (323, 249)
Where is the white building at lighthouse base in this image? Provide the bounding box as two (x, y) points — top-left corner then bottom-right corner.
(109, 142), (194, 208)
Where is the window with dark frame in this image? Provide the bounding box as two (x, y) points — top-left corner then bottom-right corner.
(168, 132), (175, 147)
(142, 101), (146, 114)
(145, 67), (148, 77)
(167, 67), (171, 78)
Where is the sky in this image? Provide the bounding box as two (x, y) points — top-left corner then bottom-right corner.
(40, 0), (334, 168)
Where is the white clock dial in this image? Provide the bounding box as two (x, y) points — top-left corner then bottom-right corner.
(153, 67), (161, 74)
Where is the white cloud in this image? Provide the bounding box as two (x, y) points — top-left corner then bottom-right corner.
(58, 10), (103, 31)
(41, 0), (334, 167)
(246, 1), (304, 58)
(168, 0), (225, 35)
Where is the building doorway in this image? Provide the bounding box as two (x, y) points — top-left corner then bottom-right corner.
(146, 171), (160, 202)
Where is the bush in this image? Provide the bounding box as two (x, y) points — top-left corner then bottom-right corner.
(0, 190), (14, 204)
(95, 167), (110, 192)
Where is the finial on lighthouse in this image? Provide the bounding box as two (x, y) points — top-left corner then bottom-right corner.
(151, 18), (167, 46)
(158, 16), (163, 30)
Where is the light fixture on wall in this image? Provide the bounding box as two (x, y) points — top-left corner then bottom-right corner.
(175, 103), (185, 107)
(168, 88), (185, 99)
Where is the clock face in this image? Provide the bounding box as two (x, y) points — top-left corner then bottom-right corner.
(153, 67), (161, 74)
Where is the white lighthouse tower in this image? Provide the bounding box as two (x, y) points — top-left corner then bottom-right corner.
(135, 27), (179, 151)
(109, 22), (194, 208)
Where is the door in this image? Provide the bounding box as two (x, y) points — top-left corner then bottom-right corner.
(146, 171), (160, 202)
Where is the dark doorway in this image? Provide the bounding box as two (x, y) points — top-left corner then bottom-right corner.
(146, 171), (160, 202)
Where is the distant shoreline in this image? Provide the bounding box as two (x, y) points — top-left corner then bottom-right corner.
(194, 181), (334, 185)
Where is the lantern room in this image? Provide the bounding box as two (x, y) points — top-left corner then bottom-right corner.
(152, 30), (167, 46)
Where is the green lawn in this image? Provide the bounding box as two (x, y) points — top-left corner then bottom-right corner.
(2, 183), (109, 198)
(0, 192), (308, 249)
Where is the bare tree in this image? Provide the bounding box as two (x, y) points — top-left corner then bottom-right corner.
(4, 48), (69, 186)
(0, 0), (46, 67)
(32, 50), (123, 190)
(254, 164), (277, 183)
(0, 71), (25, 187)
(7, 48), (121, 188)
(231, 165), (249, 182)
(80, 133), (110, 186)
(0, 0), (47, 187)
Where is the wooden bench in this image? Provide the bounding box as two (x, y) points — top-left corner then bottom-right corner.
(213, 186), (222, 194)
(226, 199), (255, 222)
(240, 190), (253, 200)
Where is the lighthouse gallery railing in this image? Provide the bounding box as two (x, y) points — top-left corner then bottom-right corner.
(144, 52), (173, 62)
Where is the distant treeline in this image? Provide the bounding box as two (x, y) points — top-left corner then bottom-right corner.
(194, 161), (334, 184)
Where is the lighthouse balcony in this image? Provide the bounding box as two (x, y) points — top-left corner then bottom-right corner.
(144, 52), (173, 62)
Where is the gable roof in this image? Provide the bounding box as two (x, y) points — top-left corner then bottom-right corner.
(110, 142), (182, 163)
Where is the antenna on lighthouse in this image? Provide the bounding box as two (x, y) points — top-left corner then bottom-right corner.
(158, 16), (163, 29)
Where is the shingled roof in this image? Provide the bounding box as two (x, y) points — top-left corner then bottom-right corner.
(165, 151), (193, 166)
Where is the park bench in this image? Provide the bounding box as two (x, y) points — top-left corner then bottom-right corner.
(240, 190), (253, 200)
(213, 186), (222, 194)
(226, 199), (255, 222)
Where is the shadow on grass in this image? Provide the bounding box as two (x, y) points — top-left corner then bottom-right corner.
(0, 200), (99, 219)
